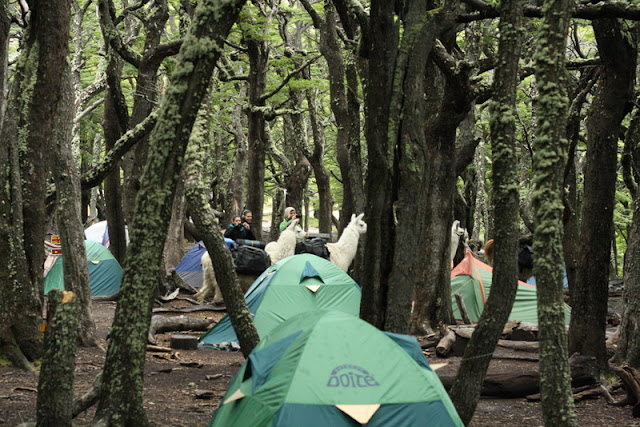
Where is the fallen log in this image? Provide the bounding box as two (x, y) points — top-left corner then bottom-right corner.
(509, 322), (538, 341)
(496, 339), (539, 352)
(148, 315), (214, 344)
(147, 344), (172, 353)
(436, 330), (456, 358)
(152, 305), (226, 314)
(437, 354), (596, 397)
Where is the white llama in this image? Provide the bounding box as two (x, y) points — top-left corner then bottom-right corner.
(450, 220), (468, 262)
(265, 219), (306, 264)
(196, 251), (222, 304)
(196, 251), (262, 305)
(326, 213), (367, 272)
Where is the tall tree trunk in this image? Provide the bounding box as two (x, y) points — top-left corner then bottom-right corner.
(302, 0), (360, 230)
(569, 17), (636, 369)
(531, 0), (577, 423)
(164, 174), (187, 272)
(449, 0), (523, 422)
(358, 0), (398, 328)
(121, 0), (171, 225)
(94, 1), (246, 423)
(0, 0), (73, 367)
(50, 65), (98, 346)
(613, 95), (640, 368)
(0, 0), (9, 130)
(101, 49), (128, 264)
(36, 290), (77, 427)
(184, 108), (259, 357)
(229, 83), (248, 215)
(384, 1), (437, 334)
(245, 11), (272, 241)
(306, 92), (333, 234)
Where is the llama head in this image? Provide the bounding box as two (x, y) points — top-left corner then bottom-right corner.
(287, 218), (307, 240)
(350, 213), (367, 235)
(452, 220), (467, 238)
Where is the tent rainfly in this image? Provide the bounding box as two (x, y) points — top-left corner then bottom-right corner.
(84, 220), (129, 248)
(451, 251), (571, 324)
(199, 254), (361, 348)
(44, 240), (123, 297)
(210, 310), (463, 427)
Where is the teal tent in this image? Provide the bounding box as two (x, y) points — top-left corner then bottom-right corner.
(451, 251), (571, 323)
(44, 240), (122, 297)
(199, 254), (361, 348)
(211, 310), (463, 426)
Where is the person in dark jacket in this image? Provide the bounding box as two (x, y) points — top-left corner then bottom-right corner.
(224, 216), (256, 241)
(241, 210), (255, 234)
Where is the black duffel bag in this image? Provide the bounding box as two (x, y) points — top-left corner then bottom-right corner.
(295, 238), (330, 260)
(231, 245), (271, 275)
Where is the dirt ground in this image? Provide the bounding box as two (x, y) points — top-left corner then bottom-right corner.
(1, 297), (640, 426)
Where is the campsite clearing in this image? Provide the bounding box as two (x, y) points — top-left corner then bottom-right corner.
(1, 298), (639, 426)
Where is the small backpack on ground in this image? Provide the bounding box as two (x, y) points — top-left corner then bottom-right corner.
(294, 238), (330, 260)
(231, 245), (271, 275)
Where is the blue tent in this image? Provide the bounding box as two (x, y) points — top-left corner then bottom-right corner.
(175, 240), (234, 288)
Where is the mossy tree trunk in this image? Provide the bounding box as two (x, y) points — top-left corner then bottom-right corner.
(100, 46), (128, 264)
(184, 109), (259, 357)
(569, 17), (636, 370)
(412, 51), (474, 333)
(0, 0), (8, 127)
(0, 0), (72, 368)
(245, 6), (273, 241)
(50, 64), (98, 346)
(357, 0), (400, 329)
(383, 1), (439, 333)
(302, 0), (361, 232)
(94, 0), (246, 423)
(341, 0), (466, 332)
(449, 0), (523, 422)
(531, 0), (577, 423)
(613, 96), (640, 368)
(36, 290), (78, 427)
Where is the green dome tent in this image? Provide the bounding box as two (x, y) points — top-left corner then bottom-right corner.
(211, 310), (463, 427)
(451, 251), (571, 324)
(44, 240), (122, 297)
(199, 254), (361, 348)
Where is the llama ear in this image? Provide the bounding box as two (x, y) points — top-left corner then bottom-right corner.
(351, 214), (356, 222)
(356, 213), (364, 221)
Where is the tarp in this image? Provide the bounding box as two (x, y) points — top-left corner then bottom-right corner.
(199, 254), (361, 348)
(451, 251), (571, 324)
(211, 310), (463, 427)
(44, 240), (122, 297)
(175, 239), (235, 288)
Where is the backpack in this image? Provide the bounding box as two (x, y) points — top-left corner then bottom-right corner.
(295, 238), (330, 260)
(231, 245), (271, 275)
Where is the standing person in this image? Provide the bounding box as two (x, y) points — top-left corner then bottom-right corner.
(279, 207), (298, 231)
(224, 215), (256, 241)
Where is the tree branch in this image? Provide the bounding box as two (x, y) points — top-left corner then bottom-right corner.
(258, 54), (321, 103)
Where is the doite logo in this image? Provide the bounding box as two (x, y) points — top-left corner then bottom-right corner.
(326, 365), (380, 388)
